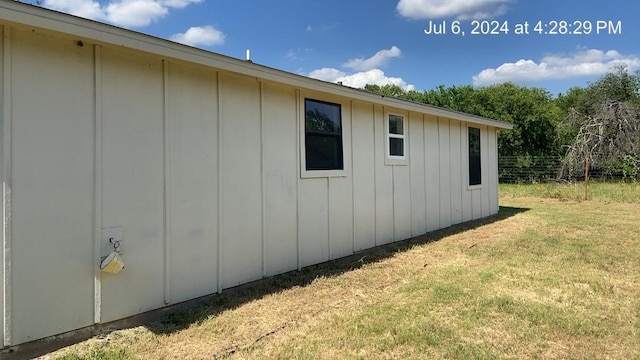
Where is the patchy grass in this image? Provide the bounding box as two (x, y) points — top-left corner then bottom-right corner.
(500, 181), (640, 203)
(43, 191), (640, 360)
(53, 346), (132, 360)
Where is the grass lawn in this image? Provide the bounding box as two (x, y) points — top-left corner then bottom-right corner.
(46, 183), (640, 359)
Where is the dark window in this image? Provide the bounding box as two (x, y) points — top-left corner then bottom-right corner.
(468, 127), (481, 186)
(305, 99), (343, 170)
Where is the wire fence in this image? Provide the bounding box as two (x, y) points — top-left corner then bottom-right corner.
(498, 156), (638, 183)
(498, 156), (562, 183)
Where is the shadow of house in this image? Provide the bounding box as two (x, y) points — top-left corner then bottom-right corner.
(5, 206), (528, 359)
(148, 206), (528, 334)
(4, 206), (527, 359)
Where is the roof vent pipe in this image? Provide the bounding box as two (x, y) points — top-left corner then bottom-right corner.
(246, 49), (251, 61)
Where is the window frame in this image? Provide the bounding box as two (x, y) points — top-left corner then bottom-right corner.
(468, 126), (482, 188)
(300, 95), (349, 178)
(384, 111), (409, 166)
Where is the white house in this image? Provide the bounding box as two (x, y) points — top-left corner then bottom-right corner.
(0, 1), (512, 347)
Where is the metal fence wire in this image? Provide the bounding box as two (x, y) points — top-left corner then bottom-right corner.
(498, 156), (562, 183)
(497, 156), (638, 183)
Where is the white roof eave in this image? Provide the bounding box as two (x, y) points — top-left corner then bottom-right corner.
(0, 1), (513, 130)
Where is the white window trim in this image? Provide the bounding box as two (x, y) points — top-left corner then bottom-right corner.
(299, 93), (350, 178)
(385, 111), (408, 166)
(467, 125), (483, 190)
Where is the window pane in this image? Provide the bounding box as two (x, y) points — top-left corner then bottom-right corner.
(305, 99), (343, 170)
(305, 133), (343, 170)
(389, 115), (403, 135)
(305, 99), (341, 134)
(390, 137), (404, 157)
(468, 127), (481, 186)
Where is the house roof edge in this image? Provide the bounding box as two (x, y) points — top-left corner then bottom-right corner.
(0, 1), (513, 130)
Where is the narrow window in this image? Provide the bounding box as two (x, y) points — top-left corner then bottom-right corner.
(305, 99), (343, 170)
(388, 114), (405, 159)
(468, 127), (481, 186)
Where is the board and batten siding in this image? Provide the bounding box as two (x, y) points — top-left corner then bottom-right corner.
(0, 22), (503, 346)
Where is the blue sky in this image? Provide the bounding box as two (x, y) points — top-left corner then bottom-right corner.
(34, 0), (640, 96)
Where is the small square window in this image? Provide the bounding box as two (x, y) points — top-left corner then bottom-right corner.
(386, 114), (406, 163)
(389, 137), (404, 156)
(389, 116), (404, 135)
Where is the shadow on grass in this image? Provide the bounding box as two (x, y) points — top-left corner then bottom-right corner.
(5, 206), (527, 359)
(146, 205), (528, 335)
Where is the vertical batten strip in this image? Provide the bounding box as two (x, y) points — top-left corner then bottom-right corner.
(327, 177), (332, 260)
(436, 117), (441, 228)
(216, 72), (223, 293)
(423, 114), (428, 233)
(448, 119), (453, 224)
(391, 165), (396, 242)
(350, 101), (355, 253)
(408, 113), (413, 236)
(162, 59), (171, 305)
(259, 81), (266, 278)
(460, 122), (464, 219)
(1, 25), (12, 347)
(458, 120), (464, 223)
(93, 44), (103, 324)
(372, 104), (377, 246)
(295, 89), (301, 271)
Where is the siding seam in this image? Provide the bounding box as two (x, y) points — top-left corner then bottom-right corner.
(373, 104), (377, 246)
(350, 101), (355, 254)
(327, 177), (331, 260)
(448, 119), (452, 225)
(93, 44), (103, 324)
(295, 89), (301, 271)
(162, 59), (171, 305)
(423, 114), (428, 234)
(408, 113), (413, 236)
(260, 81), (266, 278)
(216, 72), (223, 293)
(2, 25), (12, 347)
(436, 116), (442, 229)
(391, 165), (396, 242)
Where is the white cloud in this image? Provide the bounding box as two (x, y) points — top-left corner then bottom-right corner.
(308, 46), (413, 91)
(42, 0), (202, 27)
(43, 0), (105, 18)
(105, 0), (167, 27)
(308, 68), (416, 91)
(396, 0), (509, 20)
(171, 26), (225, 47)
(472, 48), (640, 86)
(343, 46), (402, 71)
(308, 68), (347, 82)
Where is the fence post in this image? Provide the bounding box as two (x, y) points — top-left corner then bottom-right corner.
(584, 157), (589, 200)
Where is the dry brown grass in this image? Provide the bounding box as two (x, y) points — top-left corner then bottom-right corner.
(44, 197), (640, 360)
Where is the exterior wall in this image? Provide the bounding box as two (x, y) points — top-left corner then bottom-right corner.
(167, 61), (218, 304)
(1, 24), (5, 347)
(7, 26), (96, 344)
(0, 23), (504, 346)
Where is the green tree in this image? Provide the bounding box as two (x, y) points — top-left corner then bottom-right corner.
(560, 65), (640, 180)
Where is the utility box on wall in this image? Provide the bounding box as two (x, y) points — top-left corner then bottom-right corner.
(101, 226), (124, 257)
